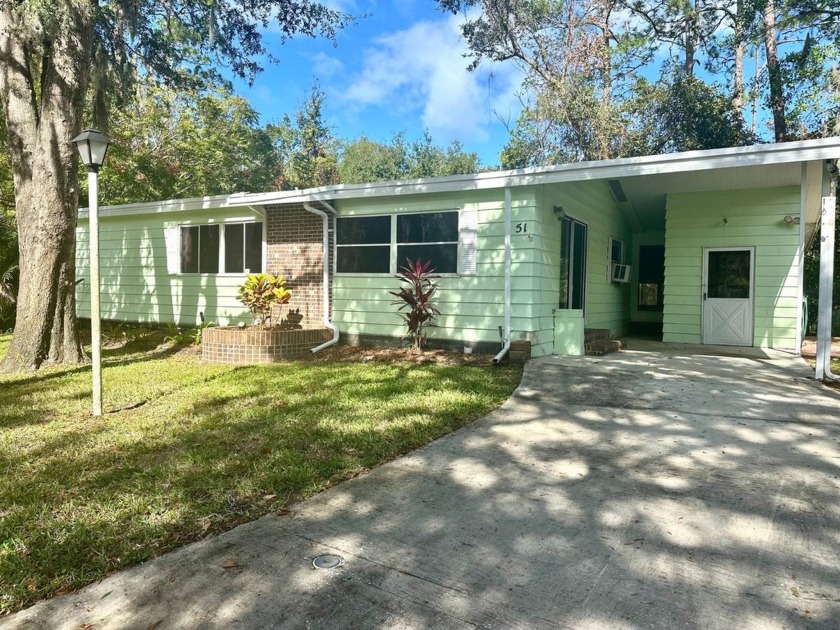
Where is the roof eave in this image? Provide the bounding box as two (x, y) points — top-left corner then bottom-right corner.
(81, 137), (840, 219)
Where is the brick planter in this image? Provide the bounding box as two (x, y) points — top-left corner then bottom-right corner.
(202, 326), (333, 364)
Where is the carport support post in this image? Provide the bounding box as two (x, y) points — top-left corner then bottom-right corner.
(816, 195), (837, 381)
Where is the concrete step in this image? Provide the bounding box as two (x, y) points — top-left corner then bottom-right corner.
(584, 328), (611, 343)
(585, 339), (622, 356)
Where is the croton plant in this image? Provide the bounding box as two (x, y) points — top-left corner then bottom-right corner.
(237, 273), (292, 327)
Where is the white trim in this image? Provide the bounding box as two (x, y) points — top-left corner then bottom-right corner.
(797, 163), (808, 350)
(81, 138), (840, 218)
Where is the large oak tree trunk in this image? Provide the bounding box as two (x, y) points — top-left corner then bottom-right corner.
(0, 3), (93, 371)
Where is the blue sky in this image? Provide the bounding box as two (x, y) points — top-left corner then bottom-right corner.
(230, 0), (525, 167)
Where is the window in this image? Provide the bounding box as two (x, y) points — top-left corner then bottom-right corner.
(610, 237), (624, 265)
(335, 210), (464, 275)
(336, 216), (391, 274)
(224, 222), (263, 273)
(181, 225), (219, 274)
(179, 221), (262, 274)
(397, 212), (458, 274)
(559, 216), (587, 310)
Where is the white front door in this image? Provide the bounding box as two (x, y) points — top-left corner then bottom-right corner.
(702, 247), (754, 346)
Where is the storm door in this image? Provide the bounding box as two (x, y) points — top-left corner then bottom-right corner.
(702, 247), (754, 346)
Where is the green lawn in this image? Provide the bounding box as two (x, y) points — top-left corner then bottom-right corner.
(0, 327), (521, 613)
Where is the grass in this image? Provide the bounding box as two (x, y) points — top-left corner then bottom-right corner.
(0, 325), (522, 613)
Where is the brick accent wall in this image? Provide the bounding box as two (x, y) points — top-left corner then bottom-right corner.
(202, 327), (333, 364)
(265, 203), (333, 329)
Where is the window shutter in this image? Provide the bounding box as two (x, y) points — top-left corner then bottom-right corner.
(458, 207), (478, 275)
(165, 225), (181, 274)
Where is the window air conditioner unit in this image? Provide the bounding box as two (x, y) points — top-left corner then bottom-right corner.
(611, 263), (632, 283)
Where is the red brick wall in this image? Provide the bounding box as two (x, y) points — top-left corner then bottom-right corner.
(202, 327), (333, 364)
(265, 203), (333, 329)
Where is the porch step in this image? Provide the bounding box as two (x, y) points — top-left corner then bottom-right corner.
(585, 338), (622, 357)
(584, 328), (611, 344)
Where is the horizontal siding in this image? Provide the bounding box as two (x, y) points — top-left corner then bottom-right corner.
(76, 208), (261, 326)
(532, 181), (631, 356)
(662, 186), (800, 351)
(331, 189), (533, 349)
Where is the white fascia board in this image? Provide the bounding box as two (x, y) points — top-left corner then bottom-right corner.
(78, 192), (255, 219)
(82, 137), (840, 219)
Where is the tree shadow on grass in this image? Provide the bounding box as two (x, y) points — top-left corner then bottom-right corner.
(0, 358), (520, 615)
(6, 350), (840, 628)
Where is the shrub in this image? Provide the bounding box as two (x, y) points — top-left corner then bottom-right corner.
(237, 273), (292, 327)
(390, 258), (440, 351)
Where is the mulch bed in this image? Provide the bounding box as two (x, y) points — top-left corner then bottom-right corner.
(800, 336), (840, 359)
(299, 344), (497, 367)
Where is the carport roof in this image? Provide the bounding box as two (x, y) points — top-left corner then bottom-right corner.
(87, 137), (840, 234)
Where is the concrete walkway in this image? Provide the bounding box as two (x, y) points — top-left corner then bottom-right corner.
(5, 347), (840, 629)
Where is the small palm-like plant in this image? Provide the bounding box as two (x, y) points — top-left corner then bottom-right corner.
(390, 258), (440, 351)
(237, 273), (292, 327)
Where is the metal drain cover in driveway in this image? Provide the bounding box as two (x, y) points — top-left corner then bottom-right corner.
(312, 554), (343, 569)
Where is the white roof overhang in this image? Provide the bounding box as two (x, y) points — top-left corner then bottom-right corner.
(81, 137), (840, 220)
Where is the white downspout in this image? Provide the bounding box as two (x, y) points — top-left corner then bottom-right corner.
(493, 187), (512, 364)
(816, 164), (839, 381)
(303, 202), (340, 353)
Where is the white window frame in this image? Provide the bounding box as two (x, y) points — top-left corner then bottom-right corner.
(335, 209), (463, 277)
(178, 219), (265, 276)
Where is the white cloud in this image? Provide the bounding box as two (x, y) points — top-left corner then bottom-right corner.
(341, 16), (524, 143)
(311, 52), (346, 79)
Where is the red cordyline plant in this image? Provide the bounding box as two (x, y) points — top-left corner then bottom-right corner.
(390, 258), (441, 351)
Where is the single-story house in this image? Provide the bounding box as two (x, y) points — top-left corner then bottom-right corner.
(76, 138), (840, 359)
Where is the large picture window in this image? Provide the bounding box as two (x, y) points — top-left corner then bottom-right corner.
(396, 212), (458, 274)
(335, 210), (464, 275)
(336, 216), (391, 274)
(180, 221), (262, 274)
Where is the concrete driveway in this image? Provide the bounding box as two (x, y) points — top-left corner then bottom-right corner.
(5, 345), (840, 629)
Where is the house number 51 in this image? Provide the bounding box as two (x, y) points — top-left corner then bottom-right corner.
(515, 222), (528, 233)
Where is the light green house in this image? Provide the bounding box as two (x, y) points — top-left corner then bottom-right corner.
(76, 138), (840, 358)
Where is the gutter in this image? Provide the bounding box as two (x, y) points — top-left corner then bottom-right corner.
(493, 187), (512, 364)
(303, 202), (340, 353)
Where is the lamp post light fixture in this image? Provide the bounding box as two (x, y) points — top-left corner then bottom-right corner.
(71, 129), (112, 416)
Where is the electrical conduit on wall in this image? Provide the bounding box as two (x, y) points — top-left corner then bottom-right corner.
(493, 187), (512, 364)
(303, 202), (340, 353)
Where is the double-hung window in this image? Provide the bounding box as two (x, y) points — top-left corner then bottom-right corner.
(179, 221), (263, 274)
(335, 210), (467, 275)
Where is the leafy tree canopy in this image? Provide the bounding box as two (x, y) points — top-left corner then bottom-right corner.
(339, 131), (481, 184)
(97, 81), (279, 205)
